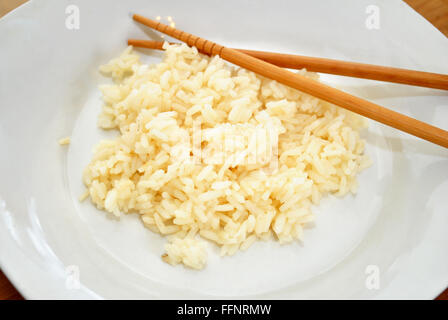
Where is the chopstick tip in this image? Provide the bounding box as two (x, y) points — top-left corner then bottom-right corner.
(132, 13), (142, 21)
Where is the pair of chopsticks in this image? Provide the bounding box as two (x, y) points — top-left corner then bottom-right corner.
(131, 14), (448, 148)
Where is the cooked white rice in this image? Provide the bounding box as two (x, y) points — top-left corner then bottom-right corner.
(59, 137), (71, 145)
(82, 43), (371, 270)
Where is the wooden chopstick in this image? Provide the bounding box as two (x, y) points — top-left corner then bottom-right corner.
(132, 14), (448, 148)
(128, 39), (448, 91)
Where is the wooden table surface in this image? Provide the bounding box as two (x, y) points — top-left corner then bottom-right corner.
(0, 0), (447, 300)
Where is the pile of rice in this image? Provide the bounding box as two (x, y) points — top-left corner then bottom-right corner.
(82, 43), (371, 270)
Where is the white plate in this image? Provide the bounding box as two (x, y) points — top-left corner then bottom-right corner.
(0, 0), (447, 299)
